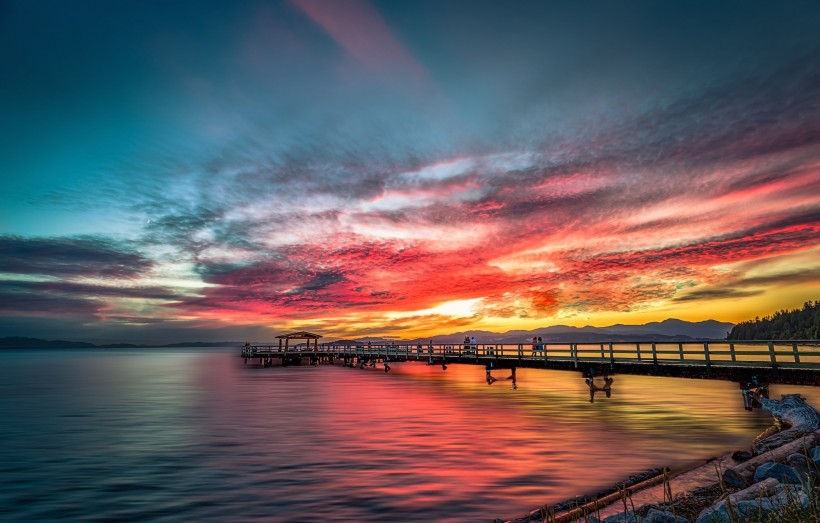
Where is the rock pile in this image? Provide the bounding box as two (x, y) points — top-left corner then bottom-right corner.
(503, 395), (820, 523)
(588, 445), (818, 523)
(587, 394), (820, 523)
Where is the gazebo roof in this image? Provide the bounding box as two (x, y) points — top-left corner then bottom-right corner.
(275, 331), (323, 340)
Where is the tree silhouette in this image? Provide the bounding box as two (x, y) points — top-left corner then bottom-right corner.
(727, 301), (820, 340)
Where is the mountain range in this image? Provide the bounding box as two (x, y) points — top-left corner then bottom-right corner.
(0, 319), (734, 349)
(0, 337), (241, 349)
(342, 319), (735, 345)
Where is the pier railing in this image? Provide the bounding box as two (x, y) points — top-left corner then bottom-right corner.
(241, 340), (820, 370)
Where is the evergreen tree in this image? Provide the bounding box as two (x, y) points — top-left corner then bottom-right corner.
(727, 301), (820, 340)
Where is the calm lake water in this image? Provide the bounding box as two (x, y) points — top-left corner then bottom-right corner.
(2, 348), (819, 522)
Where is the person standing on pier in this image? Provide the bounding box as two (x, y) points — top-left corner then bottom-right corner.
(470, 336), (477, 354)
(537, 337), (544, 354)
(531, 337), (538, 356)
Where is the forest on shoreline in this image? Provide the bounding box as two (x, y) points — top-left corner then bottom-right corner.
(727, 301), (820, 340)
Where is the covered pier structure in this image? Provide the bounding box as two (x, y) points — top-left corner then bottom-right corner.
(241, 337), (820, 388)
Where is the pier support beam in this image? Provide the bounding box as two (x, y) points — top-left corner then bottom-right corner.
(486, 363), (517, 388)
(740, 376), (769, 411)
(584, 368), (613, 403)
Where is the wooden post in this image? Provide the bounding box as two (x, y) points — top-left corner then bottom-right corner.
(609, 342), (615, 366)
(678, 342), (684, 360)
(543, 343), (548, 365)
(768, 341), (778, 369)
(279, 338), (283, 352)
(703, 342), (711, 373)
(729, 343), (736, 362)
(573, 344), (579, 367)
(636, 343), (642, 361)
(651, 342), (658, 369)
(600, 343), (605, 360)
(792, 343), (800, 364)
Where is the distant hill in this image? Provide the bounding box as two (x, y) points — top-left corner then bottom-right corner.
(3, 318), (740, 349)
(0, 337), (242, 349)
(410, 319), (732, 344)
(0, 337), (99, 349)
(330, 319), (735, 345)
(728, 301), (820, 340)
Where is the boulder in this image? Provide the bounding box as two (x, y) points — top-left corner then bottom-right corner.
(787, 453), (818, 489)
(728, 477), (780, 503)
(811, 445), (820, 466)
(720, 468), (748, 489)
(728, 432), (820, 482)
(696, 500), (761, 523)
(600, 511), (639, 523)
(752, 462), (801, 484)
(643, 507), (688, 523)
(772, 484), (809, 510)
(774, 483), (808, 498)
(731, 450), (752, 462)
(696, 483), (808, 523)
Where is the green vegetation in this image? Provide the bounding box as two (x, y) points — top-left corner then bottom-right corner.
(728, 301), (820, 340)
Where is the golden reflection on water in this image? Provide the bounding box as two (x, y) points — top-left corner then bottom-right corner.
(2, 349), (819, 522)
(230, 359), (778, 519)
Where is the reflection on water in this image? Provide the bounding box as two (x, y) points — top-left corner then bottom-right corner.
(1, 349), (819, 522)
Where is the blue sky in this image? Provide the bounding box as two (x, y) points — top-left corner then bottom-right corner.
(1, 1), (819, 343)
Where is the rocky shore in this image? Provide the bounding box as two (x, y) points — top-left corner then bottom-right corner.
(501, 394), (820, 523)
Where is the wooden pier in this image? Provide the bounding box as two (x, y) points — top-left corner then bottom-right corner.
(241, 339), (820, 386)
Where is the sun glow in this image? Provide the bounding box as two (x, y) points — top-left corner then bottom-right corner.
(387, 298), (482, 320)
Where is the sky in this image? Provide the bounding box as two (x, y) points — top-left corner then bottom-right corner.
(1, 0), (819, 343)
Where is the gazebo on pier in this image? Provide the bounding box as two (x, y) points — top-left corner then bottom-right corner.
(276, 331), (322, 352)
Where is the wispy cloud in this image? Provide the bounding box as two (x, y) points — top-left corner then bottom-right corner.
(0, 236), (152, 278)
(3, 3), (820, 341)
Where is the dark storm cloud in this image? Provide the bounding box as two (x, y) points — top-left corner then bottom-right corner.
(673, 267), (820, 303)
(0, 289), (101, 315)
(196, 258), (293, 286)
(0, 280), (180, 301)
(291, 270), (348, 292)
(581, 219), (819, 273)
(673, 289), (764, 303)
(738, 268), (820, 287)
(0, 236), (152, 278)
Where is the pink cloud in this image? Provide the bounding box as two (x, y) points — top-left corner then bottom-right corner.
(291, 0), (432, 89)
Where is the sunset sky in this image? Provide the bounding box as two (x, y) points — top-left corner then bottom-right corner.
(1, 1), (819, 343)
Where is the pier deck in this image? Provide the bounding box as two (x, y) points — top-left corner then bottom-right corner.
(241, 340), (820, 386)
